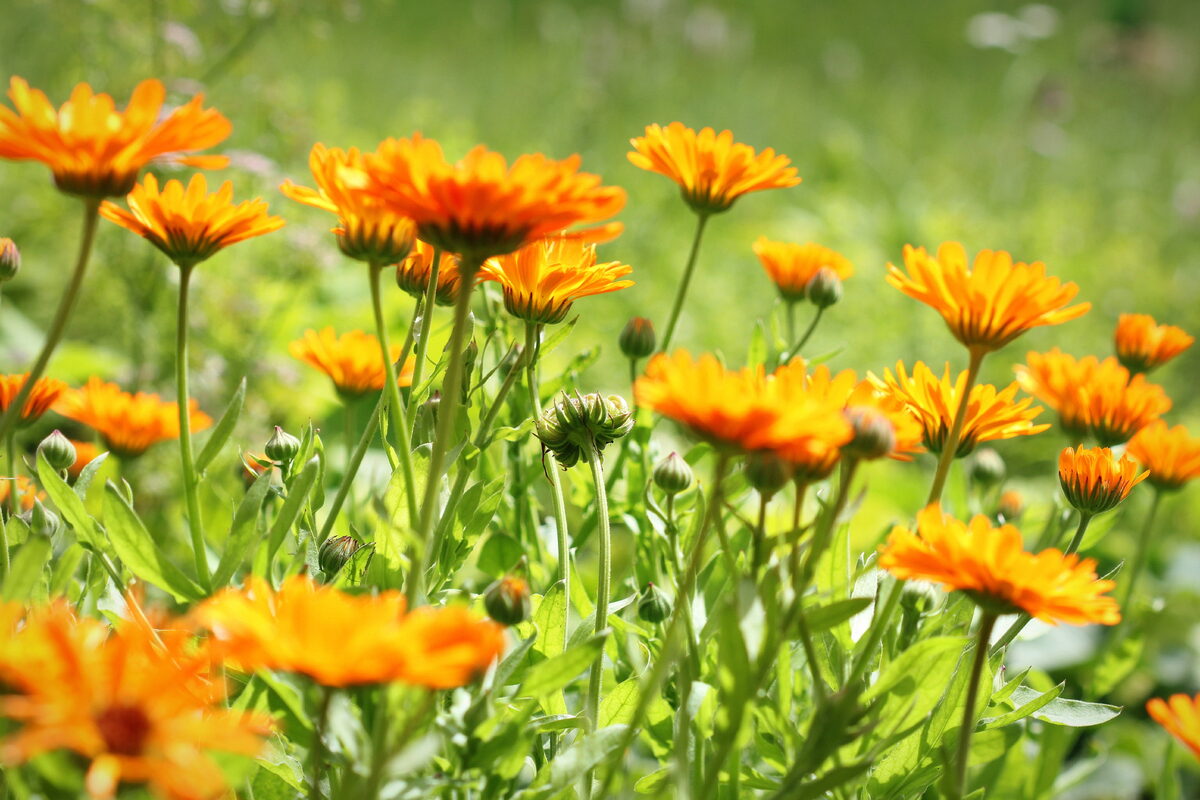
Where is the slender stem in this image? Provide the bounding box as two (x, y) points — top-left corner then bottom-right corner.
(1065, 511), (1094, 557)
(657, 213), (710, 353)
(783, 306), (824, 363)
(0, 431), (10, 578)
(795, 610), (827, 701)
(408, 247), (442, 397)
(1118, 490), (1163, 610)
(317, 392), (384, 543)
(846, 579), (902, 688)
(787, 481), (809, 599)
(752, 493), (769, 574)
(786, 301), (797, 347)
(309, 685), (334, 800)
(4, 430), (16, 519)
(927, 349), (985, 505)
(953, 613), (997, 800)
(583, 439), (611, 730)
(797, 460), (859, 596)
(175, 264), (210, 592)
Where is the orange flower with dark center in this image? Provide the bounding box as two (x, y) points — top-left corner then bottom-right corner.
(887, 242), (1089, 355)
(362, 133), (626, 261)
(280, 143), (415, 264)
(396, 241), (464, 306)
(1114, 313), (1193, 373)
(0, 77), (230, 197)
(1058, 445), (1148, 515)
(628, 123), (801, 214)
(479, 235), (633, 325)
(753, 238), (853, 303)
(0, 373), (68, 424)
(871, 361), (1048, 458)
(879, 504), (1120, 625)
(1127, 421), (1200, 491)
(289, 327), (415, 398)
(101, 173), (284, 268)
(0, 475), (44, 512)
(55, 377), (211, 459)
(1147, 694), (1200, 761)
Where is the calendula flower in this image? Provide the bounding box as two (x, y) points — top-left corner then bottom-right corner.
(1083, 369), (1171, 447)
(0, 237), (20, 281)
(1127, 421), (1200, 491)
(395, 240), (464, 306)
(280, 142), (415, 264)
(101, 173), (284, 268)
(627, 122), (801, 214)
(55, 378), (211, 459)
(0, 77), (230, 197)
(0, 475), (44, 512)
(0, 602), (267, 800)
(361, 133), (626, 261)
(1014, 349), (1119, 439)
(289, 327), (415, 398)
(0, 373), (68, 424)
(1058, 446), (1148, 515)
(194, 576), (504, 688)
(1114, 313), (1193, 373)
(479, 235), (633, 325)
(871, 361), (1049, 457)
(879, 504), (1120, 625)
(1146, 694), (1200, 761)
(887, 242), (1090, 356)
(753, 238), (853, 303)
(997, 489), (1024, 522)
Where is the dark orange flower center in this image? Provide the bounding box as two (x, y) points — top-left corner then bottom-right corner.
(95, 704), (153, 756)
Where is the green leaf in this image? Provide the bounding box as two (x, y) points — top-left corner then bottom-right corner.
(634, 768), (671, 795)
(265, 457), (320, 566)
(528, 724), (627, 793)
(599, 679), (639, 728)
(1005, 685), (1121, 727)
(477, 532), (524, 578)
(194, 377), (246, 474)
(804, 597), (873, 633)
(37, 453), (104, 551)
(1091, 634), (1143, 696)
(102, 483), (204, 602)
(519, 633), (606, 698)
(747, 320), (767, 368)
(3, 535), (51, 600)
(212, 468), (273, 588)
(533, 582), (567, 658)
(538, 315), (578, 358)
(73, 451), (109, 501)
(981, 682), (1064, 729)
(863, 635), (970, 736)
(493, 634), (536, 690)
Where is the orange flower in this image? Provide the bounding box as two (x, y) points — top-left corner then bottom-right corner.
(0, 373), (68, 424)
(1127, 421), (1200, 491)
(0, 475), (44, 512)
(1081, 368), (1171, 447)
(67, 439), (103, 478)
(1114, 313), (1193, 373)
(1146, 694), (1200, 761)
(879, 504), (1120, 625)
(289, 327), (415, 398)
(871, 361), (1048, 457)
(752, 238), (853, 303)
(0, 77), (229, 197)
(194, 576), (504, 688)
(55, 378), (211, 459)
(280, 142), (415, 264)
(628, 122), (801, 214)
(997, 489), (1024, 522)
(479, 234), (633, 324)
(0, 602), (267, 800)
(395, 240), (464, 306)
(101, 173), (284, 267)
(1058, 445), (1148, 515)
(361, 133), (626, 261)
(887, 242), (1089, 355)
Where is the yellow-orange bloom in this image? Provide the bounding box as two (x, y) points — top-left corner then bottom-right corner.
(289, 327), (415, 398)
(0, 77), (230, 198)
(887, 242), (1090, 355)
(879, 504), (1120, 625)
(0, 373), (68, 424)
(628, 122), (801, 214)
(1127, 421), (1200, 491)
(361, 133), (626, 261)
(871, 361), (1048, 458)
(396, 240), (464, 306)
(480, 235), (633, 325)
(1058, 445), (1148, 515)
(55, 378), (211, 459)
(0, 475), (44, 512)
(1147, 694), (1200, 761)
(1114, 313), (1193, 373)
(194, 576), (504, 688)
(280, 142), (415, 264)
(101, 173), (284, 267)
(752, 238), (853, 302)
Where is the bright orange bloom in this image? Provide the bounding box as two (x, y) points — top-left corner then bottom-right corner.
(1080, 369), (1171, 447)
(1147, 694), (1200, 761)
(0, 602), (267, 800)
(628, 122), (801, 214)
(194, 576), (504, 688)
(879, 504), (1120, 625)
(871, 361), (1048, 458)
(361, 133), (626, 261)
(0, 373), (68, 424)
(0, 77), (229, 197)
(101, 173), (284, 267)
(395, 240), (464, 306)
(1127, 421), (1200, 491)
(480, 235), (633, 324)
(280, 142), (415, 264)
(753, 238), (853, 302)
(288, 327), (415, 398)
(1058, 445), (1148, 515)
(67, 439), (103, 478)
(997, 489), (1024, 522)
(1115, 313), (1193, 373)
(887, 242), (1090, 355)
(55, 378), (211, 459)
(0, 475), (44, 512)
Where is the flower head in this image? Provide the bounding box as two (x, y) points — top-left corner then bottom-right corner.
(879, 504), (1120, 625)
(1058, 445), (1148, 515)
(55, 377), (211, 459)
(628, 122), (800, 214)
(535, 391), (634, 467)
(395, 240), (463, 306)
(289, 327), (414, 398)
(1114, 313), (1193, 373)
(0, 77), (230, 197)
(887, 242), (1089, 355)
(753, 238), (852, 303)
(0, 373), (68, 424)
(0, 475), (44, 512)
(1147, 694), (1200, 761)
(1127, 421), (1200, 491)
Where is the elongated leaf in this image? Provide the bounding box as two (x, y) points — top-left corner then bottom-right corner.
(3, 535), (51, 600)
(265, 457), (320, 566)
(981, 682), (1065, 729)
(527, 724), (627, 793)
(599, 679), (639, 728)
(804, 597), (873, 633)
(194, 377), (246, 474)
(212, 469), (274, 587)
(493, 634), (536, 690)
(37, 453), (104, 550)
(102, 483), (204, 602)
(1006, 685), (1121, 727)
(519, 633), (606, 698)
(533, 582), (567, 658)
(73, 451), (109, 501)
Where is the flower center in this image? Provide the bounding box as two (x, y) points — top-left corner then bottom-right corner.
(95, 704), (153, 756)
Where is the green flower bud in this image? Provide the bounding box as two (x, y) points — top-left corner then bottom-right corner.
(637, 582), (671, 624)
(535, 391), (634, 468)
(618, 317), (656, 360)
(484, 575), (531, 626)
(0, 238), (19, 283)
(20, 500), (60, 538)
(37, 430), (76, 472)
(842, 406), (896, 461)
(969, 448), (1006, 488)
(265, 426), (301, 464)
(653, 452), (694, 495)
(318, 535), (364, 577)
(805, 266), (843, 308)
(743, 452), (792, 497)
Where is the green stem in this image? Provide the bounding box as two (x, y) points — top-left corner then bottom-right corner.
(1118, 490), (1163, 610)
(927, 349), (985, 505)
(583, 438), (612, 730)
(657, 213), (710, 353)
(4, 430), (16, 519)
(408, 247), (442, 399)
(953, 613), (997, 800)
(845, 579), (902, 688)
(782, 306), (824, 363)
(1065, 511), (1094, 557)
(752, 493), (769, 575)
(317, 392), (384, 544)
(309, 685), (334, 800)
(175, 264), (210, 592)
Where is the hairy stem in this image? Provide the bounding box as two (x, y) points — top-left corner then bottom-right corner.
(175, 264), (210, 592)
(658, 212), (710, 353)
(954, 613), (997, 800)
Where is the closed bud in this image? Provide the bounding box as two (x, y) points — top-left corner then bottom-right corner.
(618, 317), (656, 360)
(484, 575), (531, 626)
(37, 430), (76, 472)
(20, 500), (60, 538)
(653, 452), (693, 495)
(0, 238), (19, 282)
(997, 490), (1024, 522)
(969, 448), (1006, 488)
(535, 391), (634, 468)
(805, 267), (842, 308)
(637, 582), (671, 623)
(414, 392), (441, 445)
(318, 535), (364, 577)
(744, 452), (792, 497)
(265, 426), (301, 464)
(842, 406), (896, 461)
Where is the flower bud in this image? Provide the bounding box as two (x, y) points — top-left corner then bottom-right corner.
(842, 406), (896, 461)
(618, 317), (656, 360)
(318, 535), (364, 577)
(37, 430), (76, 472)
(535, 391), (634, 468)
(743, 452), (792, 498)
(637, 582), (671, 624)
(265, 426), (301, 464)
(805, 267), (842, 308)
(484, 575), (531, 626)
(968, 448), (1006, 488)
(997, 490), (1023, 522)
(653, 452), (694, 495)
(20, 500), (60, 538)
(0, 238), (19, 283)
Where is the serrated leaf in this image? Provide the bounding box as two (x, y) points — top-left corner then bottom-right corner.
(194, 377), (245, 474)
(102, 483), (204, 602)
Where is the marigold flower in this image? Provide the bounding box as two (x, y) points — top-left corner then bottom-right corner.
(1127, 421), (1200, 491)
(479, 235), (633, 325)
(627, 122), (801, 214)
(879, 504), (1120, 625)
(1058, 445), (1148, 515)
(55, 377), (211, 459)
(194, 576), (504, 688)
(887, 242), (1089, 355)
(1114, 313), (1193, 373)
(289, 327), (415, 398)
(1014, 349), (1117, 439)
(0, 475), (44, 512)
(1147, 694), (1200, 761)
(0, 77), (230, 197)
(396, 240), (463, 306)
(361, 133), (626, 261)
(752, 238), (853, 303)
(0, 373), (68, 424)
(101, 173), (284, 268)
